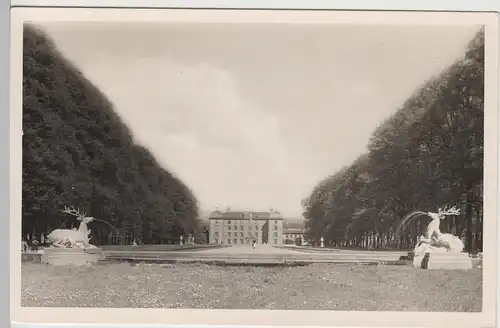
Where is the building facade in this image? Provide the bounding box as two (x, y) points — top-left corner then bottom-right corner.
(283, 219), (307, 245)
(209, 209), (284, 245)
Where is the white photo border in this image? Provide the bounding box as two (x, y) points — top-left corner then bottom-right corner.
(5, 3), (500, 328)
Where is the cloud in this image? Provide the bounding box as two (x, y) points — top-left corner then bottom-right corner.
(74, 57), (311, 215)
(42, 23), (478, 217)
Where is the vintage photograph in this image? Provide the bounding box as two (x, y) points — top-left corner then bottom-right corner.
(11, 7), (498, 327)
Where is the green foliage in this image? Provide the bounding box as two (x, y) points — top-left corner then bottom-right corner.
(22, 24), (200, 244)
(303, 28), (485, 252)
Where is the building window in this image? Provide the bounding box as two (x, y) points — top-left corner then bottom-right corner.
(233, 239), (237, 244)
(240, 239), (244, 244)
(227, 239), (231, 244)
(240, 225), (244, 230)
(274, 231), (278, 237)
(274, 239), (278, 244)
(233, 232), (237, 237)
(274, 225), (278, 230)
(240, 232), (244, 237)
(228, 226), (231, 230)
(214, 232), (219, 237)
(234, 226), (238, 231)
(227, 220), (231, 224)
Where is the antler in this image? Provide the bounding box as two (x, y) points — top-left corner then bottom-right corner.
(61, 205), (86, 218)
(438, 206), (460, 216)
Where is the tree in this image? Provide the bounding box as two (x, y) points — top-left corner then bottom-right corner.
(303, 28), (484, 252)
(22, 24), (200, 244)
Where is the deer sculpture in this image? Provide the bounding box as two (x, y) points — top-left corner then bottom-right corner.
(423, 206), (461, 242)
(46, 206), (97, 249)
(398, 205), (465, 254)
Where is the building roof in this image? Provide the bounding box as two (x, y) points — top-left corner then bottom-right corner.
(283, 220), (306, 233)
(284, 229), (304, 234)
(209, 210), (283, 220)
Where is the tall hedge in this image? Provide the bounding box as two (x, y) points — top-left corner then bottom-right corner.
(303, 28), (484, 252)
(22, 24), (200, 244)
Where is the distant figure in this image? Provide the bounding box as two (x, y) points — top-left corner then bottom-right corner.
(40, 233), (45, 245)
(31, 239), (39, 252)
(252, 239), (256, 249)
(21, 238), (28, 252)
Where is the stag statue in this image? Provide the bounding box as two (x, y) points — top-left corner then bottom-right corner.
(46, 206), (97, 249)
(397, 206), (465, 255)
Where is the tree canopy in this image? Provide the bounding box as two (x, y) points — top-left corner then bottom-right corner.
(22, 24), (201, 245)
(303, 28), (484, 252)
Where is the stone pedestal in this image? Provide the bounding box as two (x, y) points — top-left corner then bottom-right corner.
(411, 251), (472, 270)
(41, 248), (104, 266)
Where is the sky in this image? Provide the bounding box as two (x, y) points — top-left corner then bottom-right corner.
(40, 22), (479, 218)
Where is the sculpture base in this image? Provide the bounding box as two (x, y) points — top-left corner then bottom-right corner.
(41, 248), (104, 266)
(411, 251), (472, 270)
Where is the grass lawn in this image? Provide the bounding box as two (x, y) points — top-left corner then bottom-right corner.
(22, 262), (482, 311)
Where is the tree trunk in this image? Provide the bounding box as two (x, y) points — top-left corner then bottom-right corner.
(465, 189), (474, 252)
(474, 206), (482, 252)
(143, 220), (151, 244)
(452, 216), (458, 235)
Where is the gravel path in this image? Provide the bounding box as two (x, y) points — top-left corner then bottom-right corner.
(195, 244), (304, 255)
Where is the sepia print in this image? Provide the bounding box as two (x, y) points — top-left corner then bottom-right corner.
(10, 8), (498, 327)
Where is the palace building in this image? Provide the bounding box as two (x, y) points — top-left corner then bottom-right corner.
(208, 209), (284, 245)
